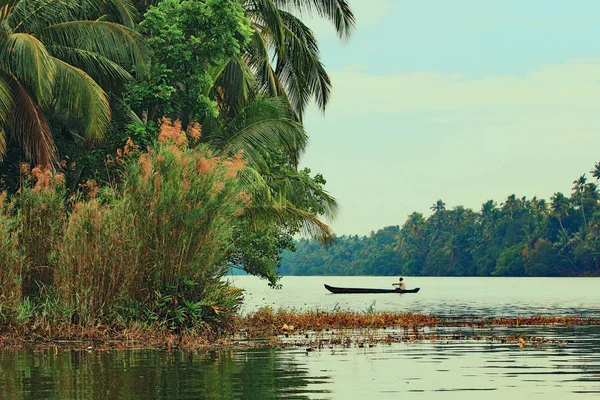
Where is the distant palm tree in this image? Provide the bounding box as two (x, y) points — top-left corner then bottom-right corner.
(430, 199), (446, 213)
(572, 174), (588, 228)
(479, 200), (498, 239)
(550, 192), (570, 233)
(0, 0), (146, 165)
(591, 161), (600, 181)
(501, 194), (520, 220)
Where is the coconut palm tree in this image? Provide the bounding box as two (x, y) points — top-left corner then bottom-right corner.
(550, 192), (570, 233)
(572, 174), (588, 229)
(591, 161), (600, 181)
(479, 200), (498, 239)
(430, 199), (446, 213)
(0, 0), (146, 166)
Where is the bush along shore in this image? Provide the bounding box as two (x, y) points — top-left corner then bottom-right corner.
(0, 124), (248, 345)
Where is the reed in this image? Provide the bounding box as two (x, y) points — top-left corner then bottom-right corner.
(14, 165), (66, 298)
(0, 192), (23, 312)
(0, 121), (249, 331)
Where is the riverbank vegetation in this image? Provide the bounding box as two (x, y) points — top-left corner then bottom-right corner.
(2, 307), (597, 350)
(282, 166), (600, 277)
(0, 0), (350, 335)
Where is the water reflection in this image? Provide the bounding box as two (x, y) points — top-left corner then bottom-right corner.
(2, 276), (599, 399)
(0, 348), (330, 400)
(0, 325), (598, 399)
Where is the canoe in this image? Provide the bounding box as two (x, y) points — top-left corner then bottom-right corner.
(324, 284), (420, 294)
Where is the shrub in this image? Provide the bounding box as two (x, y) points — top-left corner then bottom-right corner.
(54, 120), (249, 326)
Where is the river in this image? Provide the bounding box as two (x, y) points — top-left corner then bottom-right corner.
(0, 276), (598, 399)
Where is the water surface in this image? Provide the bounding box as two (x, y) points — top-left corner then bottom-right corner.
(1, 277), (598, 399)
(231, 276), (600, 317)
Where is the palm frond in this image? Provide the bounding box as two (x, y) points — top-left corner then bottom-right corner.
(8, 77), (56, 165)
(40, 20), (148, 77)
(245, 0), (285, 49)
(216, 97), (307, 169)
(275, 10), (330, 117)
(247, 30), (280, 98)
(212, 53), (256, 114)
(115, 97), (142, 125)
(0, 1), (18, 23)
(0, 32), (55, 104)
(52, 57), (110, 145)
(244, 198), (334, 242)
(102, 0), (139, 28)
(0, 127), (5, 159)
(236, 166), (272, 200)
(273, 0), (354, 39)
(0, 73), (14, 125)
(47, 45), (132, 89)
(268, 170), (338, 219)
(9, 0), (101, 32)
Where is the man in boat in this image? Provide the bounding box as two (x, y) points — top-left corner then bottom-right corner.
(392, 277), (406, 290)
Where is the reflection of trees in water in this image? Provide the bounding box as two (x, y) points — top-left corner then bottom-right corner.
(0, 348), (326, 399)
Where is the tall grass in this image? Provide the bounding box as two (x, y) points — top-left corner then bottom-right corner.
(15, 165), (65, 297)
(0, 192), (23, 312)
(0, 120), (248, 331)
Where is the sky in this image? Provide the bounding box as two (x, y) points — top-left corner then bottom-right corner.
(299, 0), (600, 235)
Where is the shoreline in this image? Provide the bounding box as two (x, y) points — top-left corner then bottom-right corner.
(2, 311), (598, 352)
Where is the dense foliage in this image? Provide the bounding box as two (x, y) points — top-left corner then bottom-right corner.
(0, 123), (248, 329)
(0, 0), (146, 166)
(0, 0), (351, 332)
(282, 164), (600, 277)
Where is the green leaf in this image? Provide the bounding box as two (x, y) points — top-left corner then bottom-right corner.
(273, 0), (355, 39)
(52, 57), (111, 145)
(215, 97), (307, 168)
(0, 32), (55, 104)
(41, 20), (148, 77)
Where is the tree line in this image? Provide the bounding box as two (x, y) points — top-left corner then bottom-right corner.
(281, 165), (600, 277)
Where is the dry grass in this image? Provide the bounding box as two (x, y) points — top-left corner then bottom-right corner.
(1, 310), (596, 351)
(237, 309), (600, 339)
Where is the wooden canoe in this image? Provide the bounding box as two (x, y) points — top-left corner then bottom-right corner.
(324, 284), (420, 294)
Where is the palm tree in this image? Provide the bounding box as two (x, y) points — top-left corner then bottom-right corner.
(591, 161), (600, 181)
(430, 199), (446, 213)
(572, 174), (588, 229)
(550, 192), (570, 233)
(479, 200), (498, 239)
(0, 0), (146, 166)
(501, 194), (520, 220)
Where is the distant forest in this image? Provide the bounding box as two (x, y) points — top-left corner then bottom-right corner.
(280, 164), (600, 277)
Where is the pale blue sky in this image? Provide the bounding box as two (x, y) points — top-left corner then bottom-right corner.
(300, 0), (600, 235)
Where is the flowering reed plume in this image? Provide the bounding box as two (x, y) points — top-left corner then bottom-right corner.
(158, 117), (187, 146)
